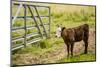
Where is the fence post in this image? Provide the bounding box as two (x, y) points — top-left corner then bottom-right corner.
(49, 7), (51, 38)
(24, 5), (27, 47)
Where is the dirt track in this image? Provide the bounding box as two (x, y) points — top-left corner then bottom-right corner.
(12, 29), (96, 65)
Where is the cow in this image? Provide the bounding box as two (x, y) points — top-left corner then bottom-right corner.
(61, 24), (89, 57)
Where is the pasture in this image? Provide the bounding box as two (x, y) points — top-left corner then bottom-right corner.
(12, 2), (96, 65)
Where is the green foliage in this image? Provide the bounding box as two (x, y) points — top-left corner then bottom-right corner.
(39, 39), (48, 48)
(15, 45), (41, 54)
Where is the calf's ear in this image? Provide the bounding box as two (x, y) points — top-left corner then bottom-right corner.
(61, 27), (65, 31)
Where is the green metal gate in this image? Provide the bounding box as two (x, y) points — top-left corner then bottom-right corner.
(11, 1), (50, 51)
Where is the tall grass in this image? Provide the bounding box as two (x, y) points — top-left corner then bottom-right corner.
(50, 5), (95, 33)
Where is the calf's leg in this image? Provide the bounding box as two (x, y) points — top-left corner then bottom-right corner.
(83, 34), (88, 54)
(84, 41), (88, 54)
(67, 43), (70, 57)
(83, 24), (89, 54)
(64, 40), (70, 57)
(71, 42), (74, 56)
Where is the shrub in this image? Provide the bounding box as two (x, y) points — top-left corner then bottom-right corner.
(39, 39), (51, 49)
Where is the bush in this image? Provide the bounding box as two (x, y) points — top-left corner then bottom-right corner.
(39, 39), (51, 49)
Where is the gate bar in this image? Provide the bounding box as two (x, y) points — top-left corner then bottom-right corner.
(24, 5), (27, 47)
(49, 7), (51, 37)
(12, 16), (49, 19)
(12, 4), (22, 25)
(14, 3), (49, 8)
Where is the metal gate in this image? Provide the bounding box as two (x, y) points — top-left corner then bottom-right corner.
(11, 1), (50, 51)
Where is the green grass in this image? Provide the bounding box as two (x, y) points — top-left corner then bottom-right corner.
(12, 38), (64, 64)
(50, 4), (95, 33)
(13, 37), (63, 54)
(57, 53), (96, 63)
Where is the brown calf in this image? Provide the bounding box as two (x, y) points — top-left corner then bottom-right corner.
(61, 24), (89, 57)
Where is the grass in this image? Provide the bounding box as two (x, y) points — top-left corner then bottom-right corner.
(57, 53), (96, 63)
(50, 5), (95, 33)
(12, 37), (63, 54)
(12, 38), (64, 64)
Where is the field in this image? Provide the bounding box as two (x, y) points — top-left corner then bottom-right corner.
(12, 2), (96, 65)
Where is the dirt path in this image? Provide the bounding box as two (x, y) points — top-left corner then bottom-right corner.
(12, 29), (96, 65)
